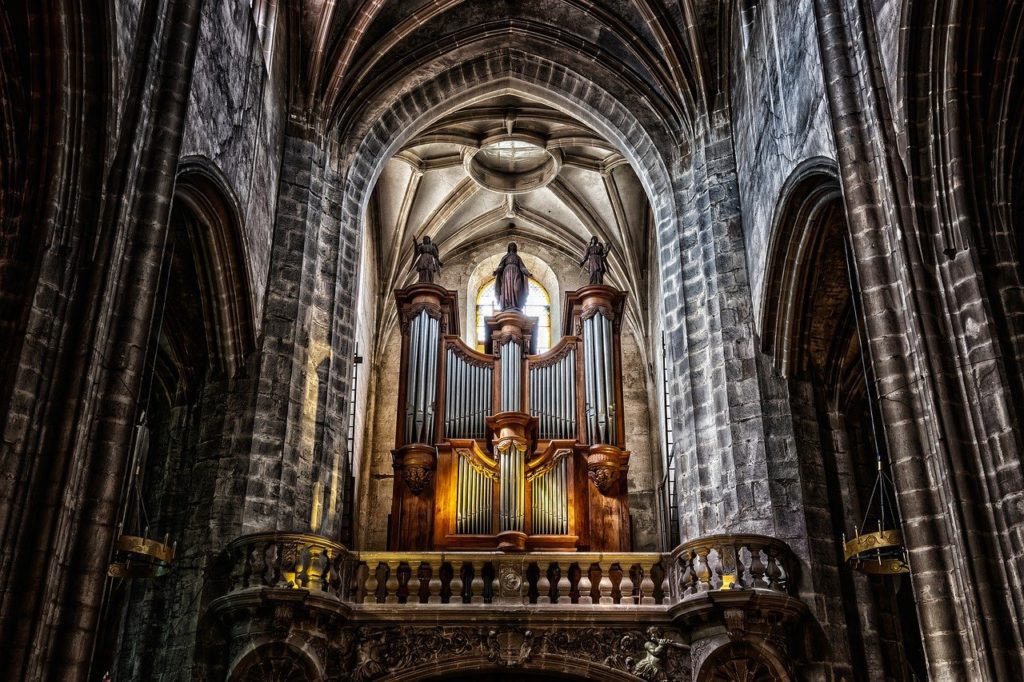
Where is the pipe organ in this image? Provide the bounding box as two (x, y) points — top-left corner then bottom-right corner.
(389, 282), (631, 551)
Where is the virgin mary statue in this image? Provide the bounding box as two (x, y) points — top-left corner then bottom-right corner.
(493, 243), (532, 311)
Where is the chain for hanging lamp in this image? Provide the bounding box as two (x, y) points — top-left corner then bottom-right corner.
(106, 242), (177, 580)
(840, 237), (909, 577)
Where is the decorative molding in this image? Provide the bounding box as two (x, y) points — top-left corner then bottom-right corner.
(527, 447), (571, 482)
(345, 625), (689, 681)
(456, 446), (499, 479)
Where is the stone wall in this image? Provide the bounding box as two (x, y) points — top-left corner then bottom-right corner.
(729, 0), (837, 324)
(179, 1), (288, 321)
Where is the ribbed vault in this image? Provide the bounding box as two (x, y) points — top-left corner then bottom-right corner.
(368, 91), (654, 343)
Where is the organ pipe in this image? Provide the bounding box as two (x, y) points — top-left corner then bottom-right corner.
(530, 456), (568, 535)
(444, 348), (494, 440)
(404, 311), (440, 444)
(528, 349), (577, 440)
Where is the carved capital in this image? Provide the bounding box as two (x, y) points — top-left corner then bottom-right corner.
(586, 444), (629, 495)
(393, 443), (436, 496)
(588, 464), (620, 494)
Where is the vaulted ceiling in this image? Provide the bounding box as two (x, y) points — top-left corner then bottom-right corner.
(301, 0), (725, 138)
(368, 93), (652, 304)
(295, 0), (728, 346)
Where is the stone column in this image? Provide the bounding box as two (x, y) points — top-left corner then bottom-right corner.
(0, 0), (206, 679)
(812, 0), (1024, 677)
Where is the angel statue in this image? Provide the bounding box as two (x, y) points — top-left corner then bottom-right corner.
(493, 242), (532, 311)
(412, 235), (442, 283)
(580, 236), (611, 285)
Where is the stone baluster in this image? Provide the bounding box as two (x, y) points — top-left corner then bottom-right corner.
(557, 563), (572, 605)
(428, 559), (443, 604)
(353, 563), (368, 603)
(471, 560), (486, 604)
(765, 545), (783, 591)
(598, 561), (614, 604)
(537, 564), (552, 604)
(619, 564), (635, 605)
(749, 544), (768, 589)
(385, 560), (401, 603)
(250, 543), (267, 587)
(450, 562), (465, 604)
(233, 544), (249, 590)
(694, 547), (712, 592)
(275, 541), (293, 587)
(578, 563), (593, 605)
(638, 560), (656, 605)
(363, 562), (380, 604)
(677, 551), (695, 597)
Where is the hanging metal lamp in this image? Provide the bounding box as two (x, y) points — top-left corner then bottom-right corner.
(842, 457), (909, 575)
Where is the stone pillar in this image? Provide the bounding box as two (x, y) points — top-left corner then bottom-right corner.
(812, 0), (1024, 677)
(0, 0), (206, 678)
(670, 110), (777, 541)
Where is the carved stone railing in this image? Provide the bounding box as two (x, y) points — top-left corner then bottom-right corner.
(668, 533), (798, 599)
(217, 533), (798, 610)
(212, 534), (807, 681)
(352, 551), (669, 606)
(223, 532), (352, 599)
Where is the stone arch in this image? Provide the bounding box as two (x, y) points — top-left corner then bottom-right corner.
(328, 49), (688, 401)
(228, 637), (324, 682)
(336, 50), (690, 552)
(334, 54), (681, 249)
(694, 639), (790, 682)
(760, 157), (842, 377)
(174, 158), (256, 376)
(380, 655), (643, 682)
(760, 162), (928, 680)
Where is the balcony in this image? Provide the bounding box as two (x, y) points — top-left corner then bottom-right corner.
(208, 533), (806, 681)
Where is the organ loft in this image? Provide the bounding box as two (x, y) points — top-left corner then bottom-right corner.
(391, 241), (631, 552)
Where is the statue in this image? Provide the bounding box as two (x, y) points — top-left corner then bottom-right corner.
(580, 236), (611, 285)
(412, 235), (442, 283)
(631, 627), (687, 681)
(493, 242), (531, 311)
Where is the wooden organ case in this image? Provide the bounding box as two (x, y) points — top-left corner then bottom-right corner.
(388, 282), (631, 552)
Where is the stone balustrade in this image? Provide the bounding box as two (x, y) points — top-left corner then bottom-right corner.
(353, 551), (668, 606)
(218, 532), (798, 611)
(669, 533), (797, 599)
(223, 532), (351, 599)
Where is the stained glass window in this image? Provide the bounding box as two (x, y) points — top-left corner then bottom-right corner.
(476, 277), (551, 352)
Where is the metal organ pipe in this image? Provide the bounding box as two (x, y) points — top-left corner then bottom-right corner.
(601, 315), (615, 443)
(405, 314), (420, 439)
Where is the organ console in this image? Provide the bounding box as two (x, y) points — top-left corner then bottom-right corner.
(388, 269), (631, 552)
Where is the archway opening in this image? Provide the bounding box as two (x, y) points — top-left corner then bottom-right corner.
(763, 167), (927, 681)
(350, 75), (673, 552)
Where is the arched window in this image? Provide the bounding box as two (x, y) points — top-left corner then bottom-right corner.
(475, 277), (551, 352)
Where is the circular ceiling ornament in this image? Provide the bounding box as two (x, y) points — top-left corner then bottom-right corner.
(464, 133), (562, 194)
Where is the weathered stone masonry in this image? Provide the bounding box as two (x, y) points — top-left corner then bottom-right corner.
(0, 1), (1023, 681)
